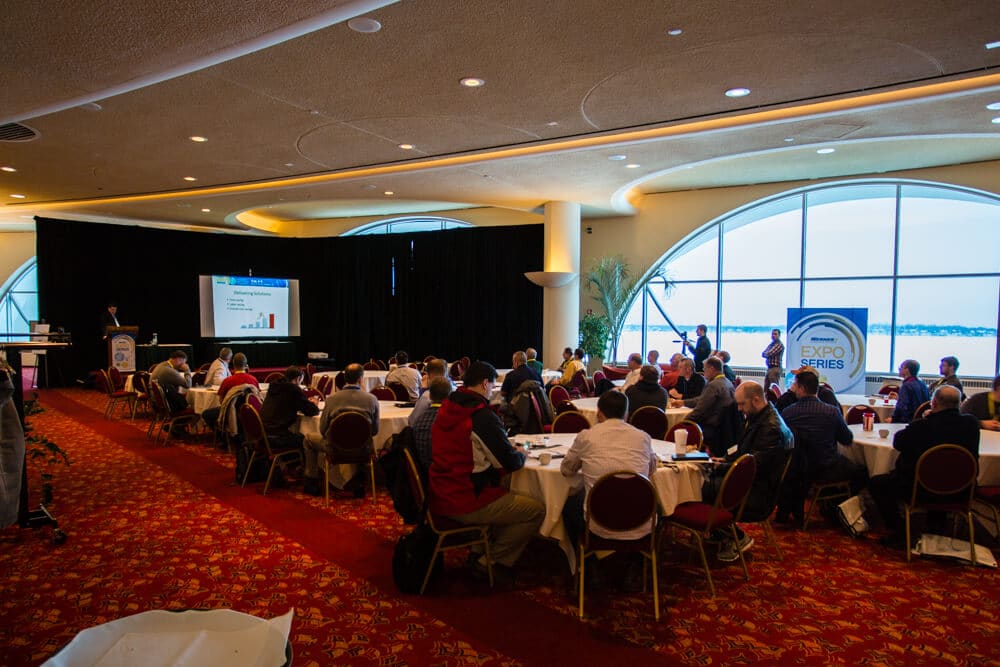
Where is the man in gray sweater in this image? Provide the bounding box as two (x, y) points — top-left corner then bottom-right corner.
(672, 356), (736, 456)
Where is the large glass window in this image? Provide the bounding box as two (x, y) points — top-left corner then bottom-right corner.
(343, 216), (472, 236)
(0, 258), (39, 341)
(627, 181), (1000, 376)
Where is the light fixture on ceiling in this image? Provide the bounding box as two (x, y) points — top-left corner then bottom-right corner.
(347, 17), (382, 33)
(987, 102), (1000, 110)
(816, 148), (836, 154)
(10, 193), (26, 198)
(189, 136), (208, 143)
(667, 28), (683, 36)
(783, 137), (795, 142)
(608, 154), (627, 160)
(1, 166), (15, 172)
(725, 87), (751, 98)
(284, 162), (294, 167)
(625, 163), (640, 169)
(992, 117), (1000, 124)
(398, 143), (414, 150)
(384, 190), (394, 196)
(460, 77), (485, 87)
(183, 176), (197, 181)
(201, 208), (211, 212)
(79, 102), (102, 111)
(986, 40), (1000, 50)
(546, 121), (559, 126)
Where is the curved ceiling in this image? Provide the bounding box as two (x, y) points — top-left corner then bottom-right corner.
(1, 0), (999, 234)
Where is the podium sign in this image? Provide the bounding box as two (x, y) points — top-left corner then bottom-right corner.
(107, 326), (139, 372)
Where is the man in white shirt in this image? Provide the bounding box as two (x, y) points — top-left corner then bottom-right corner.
(560, 391), (656, 547)
(204, 347), (232, 386)
(385, 351), (422, 399)
(620, 352), (643, 391)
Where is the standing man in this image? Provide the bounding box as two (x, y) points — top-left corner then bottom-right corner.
(686, 324), (711, 373)
(100, 302), (121, 339)
(672, 356), (736, 456)
(868, 386), (979, 549)
(430, 362), (544, 575)
(560, 391), (655, 548)
(204, 347), (233, 387)
(929, 356), (965, 401)
(620, 353), (643, 391)
(500, 351), (543, 404)
(762, 329), (785, 390)
(891, 359), (931, 424)
(961, 375), (1000, 431)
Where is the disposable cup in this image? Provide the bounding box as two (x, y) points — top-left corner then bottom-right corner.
(538, 452), (552, 466)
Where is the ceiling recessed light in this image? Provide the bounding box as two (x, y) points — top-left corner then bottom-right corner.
(384, 190), (394, 196)
(546, 121), (559, 126)
(992, 117), (1000, 124)
(986, 41), (1000, 50)
(667, 28), (683, 36)
(987, 102), (1000, 110)
(347, 17), (382, 33)
(1, 166), (16, 172)
(783, 137), (795, 142)
(608, 154), (627, 161)
(397, 143), (414, 150)
(10, 194), (26, 199)
(201, 208), (211, 212)
(80, 102), (102, 111)
(189, 136), (208, 142)
(816, 148), (836, 154)
(183, 176), (197, 181)
(460, 77), (485, 87)
(625, 163), (640, 169)
(725, 87), (751, 98)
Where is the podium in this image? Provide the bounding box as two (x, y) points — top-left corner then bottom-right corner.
(107, 326), (139, 372)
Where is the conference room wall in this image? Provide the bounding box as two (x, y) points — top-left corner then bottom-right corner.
(0, 232), (35, 289)
(34, 218), (542, 377)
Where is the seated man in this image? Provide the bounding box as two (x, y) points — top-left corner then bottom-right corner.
(705, 382), (794, 561)
(204, 347), (233, 387)
(259, 365), (319, 450)
(303, 363), (379, 496)
(929, 355), (965, 401)
(409, 358), (451, 427)
(151, 349), (193, 414)
(619, 353), (643, 391)
(778, 370), (867, 525)
(430, 362), (544, 573)
(716, 350), (736, 382)
(868, 386), (979, 548)
(659, 353), (683, 391)
(961, 375), (1000, 431)
(411, 377), (452, 472)
(775, 365), (839, 413)
(555, 348), (586, 387)
(668, 358), (705, 401)
(625, 364), (669, 416)
(385, 351), (422, 400)
(202, 352), (257, 429)
(646, 349), (659, 366)
(560, 391), (655, 547)
(525, 347), (543, 375)
(673, 357), (736, 455)
(890, 358), (930, 424)
(500, 350), (542, 405)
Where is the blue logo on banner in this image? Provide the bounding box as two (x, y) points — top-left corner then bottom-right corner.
(787, 308), (868, 394)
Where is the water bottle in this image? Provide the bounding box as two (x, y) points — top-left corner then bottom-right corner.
(151, 332), (158, 346)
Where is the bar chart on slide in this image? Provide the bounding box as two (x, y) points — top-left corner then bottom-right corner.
(241, 312), (276, 330)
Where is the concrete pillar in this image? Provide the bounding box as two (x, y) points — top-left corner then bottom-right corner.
(541, 201), (580, 370)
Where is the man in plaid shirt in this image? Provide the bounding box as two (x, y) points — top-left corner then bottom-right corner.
(762, 329), (785, 389)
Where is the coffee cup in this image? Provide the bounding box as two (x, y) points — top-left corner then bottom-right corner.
(878, 428), (889, 439)
(674, 429), (688, 447)
(538, 452), (552, 466)
(868, 398), (876, 406)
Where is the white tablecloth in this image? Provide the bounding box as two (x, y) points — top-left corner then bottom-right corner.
(310, 370), (389, 393)
(509, 433), (704, 571)
(842, 423), (1000, 484)
(186, 384), (269, 415)
(570, 397), (691, 428)
(839, 394), (896, 422)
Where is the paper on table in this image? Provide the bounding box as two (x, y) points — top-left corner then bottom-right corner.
(45, 609), (294, 667)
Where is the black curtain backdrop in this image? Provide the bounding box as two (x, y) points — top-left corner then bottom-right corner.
(36, 218), (544, 379)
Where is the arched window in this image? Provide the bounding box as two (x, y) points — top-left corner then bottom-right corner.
(0, 257), (39, 340)
(622, 181), (1000, 376)
(343, 216), (472, 236)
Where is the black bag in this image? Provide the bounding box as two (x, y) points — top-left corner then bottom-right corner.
(392, 523), (440, 594)
(234, 443), (269, 484)
(378, 427), (424, 524)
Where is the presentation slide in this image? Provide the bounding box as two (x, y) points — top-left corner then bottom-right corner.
(199, 275), (301, 338)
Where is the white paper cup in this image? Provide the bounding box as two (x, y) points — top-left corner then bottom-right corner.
(538, 452), (552, 466)
(674, 429), (688, 448)
(878, 429), (890, 439)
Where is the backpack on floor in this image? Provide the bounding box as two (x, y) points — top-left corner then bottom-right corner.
(392, 523), (440, 594)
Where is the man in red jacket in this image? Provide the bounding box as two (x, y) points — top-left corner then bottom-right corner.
(430, 361), (544, 572)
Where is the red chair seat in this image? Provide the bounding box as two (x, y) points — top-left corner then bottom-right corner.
(668, 502), (735, 531)
(110, 390), (137, 399)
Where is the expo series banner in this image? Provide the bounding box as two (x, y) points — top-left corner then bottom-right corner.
(786, 308), (868, 394)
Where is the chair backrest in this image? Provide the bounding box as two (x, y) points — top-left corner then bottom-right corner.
(377, 359), (388, 371)
(600, 364), (629, 380)
(363, 360), (381, 371)
(449, 361), (465, 380)
(629, 406), (669, 440)
(132, 371), (150, 395)
(528, 392), (547, 433)
(666, 420), (703, 448)
(845, 405), (880, 425)
(913, 401), (931, 420)
(316, 375), (332, 396)
(264, 372), (285, 384)
(325, 411), (373, 454)
(733, 376), (742, 388)
(460, 356), (471, 369)
(197, 362), (211, 372)
(768, 383), (782, 402)
(192, 370), (207, 386)
(238, 403), (270, 454)
(551, 410), (591, 434)
(372, 386), (396, 401)
(303, 388), (323, 400)
(305, 363), (316, 385)
(569, 369), (590, 397)
(146, 379), (168, 415)
(587, 471), (656, 536)
(107, 366), (125, 390)
(716, 454), (757, 514)
(97, 369), (114, 396)
(402, 447), (428, 514)
(548, 384), (571, 405)
(879, 384), (899, 395)
(246, 394), (263, 412)
(388, 382), (410, 401)
(334, 371), (347, 390)
(911, 444), (978, 505)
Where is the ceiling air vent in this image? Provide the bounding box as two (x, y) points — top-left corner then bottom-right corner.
(0, 123), (39, 142)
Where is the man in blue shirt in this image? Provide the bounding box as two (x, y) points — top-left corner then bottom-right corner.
(891, 359), (931, 424)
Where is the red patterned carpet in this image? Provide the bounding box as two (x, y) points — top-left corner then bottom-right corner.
(2, 387), (999, 666)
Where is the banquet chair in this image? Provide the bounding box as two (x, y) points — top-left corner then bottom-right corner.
(303, 388), (323, 401)
(767, 383), (782, 404)
(324, 411), (377, 506)
(372, 386), (396, 401)
(402, 448), (493, 594)
(131, 371), (152, 417)
(802, 478), (852, 531)
(449, 361), (465, 381)
(601, 364), (629, 381)
(246, 393), (263, 412)
(147, 380), (198, 445)
(107, 366), (126, 391)
(388, 382), (410, 402)
(592, 370), (606, 384)
(363, 360), (381, 371)
(913, 401), (932, 420)
(238, 403), (302, 496)
(191, 370), (208, 387)
(629, 406), (669, 440)
(665, 454), (756, 597)
(579, 471), (659, 619)
(316, 375), (333, 396)
(878, 384), (899, 395)
(551, 411), (590, 434)
(548, 384), (571, 406)
(736, 449), (794, 561)
(98, 369), (138, 420)
(197, 362), (212, 372)
(733, 377), (742, 388)
(334, 371), (347, 390)
(377, 359), (388, 370)
(460, 356), (471, 369)
(665, 420), (703, 450)
(263, 372), (285, 384)
(305, 363), (316, 386)
(423, 355), (436, 364)
(904, 444), (979, 564)
(845, 405), (881, 425)
(569, 370), (590, 398)
(973, 486), (1000, 537)
(527, 393), (553, 434)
